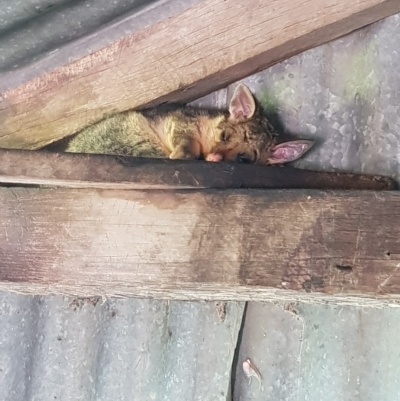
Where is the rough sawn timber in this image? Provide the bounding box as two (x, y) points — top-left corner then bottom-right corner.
(0, 149), (395, 190)
(1, 188), (400, 307)
(1, 0), (400, 149)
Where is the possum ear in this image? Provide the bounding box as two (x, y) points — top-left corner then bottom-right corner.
(229, 84), (256, 120)
(268, 140), (313, 164)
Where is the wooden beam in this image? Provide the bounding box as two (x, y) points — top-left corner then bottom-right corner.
(2, 188), (400, 306)
(0, 149), (395, 190)
(1, 0), (399, 150)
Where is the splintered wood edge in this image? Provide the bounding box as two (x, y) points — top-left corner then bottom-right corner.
(1, 0), (400, 149)
(2, 283), (400, 308)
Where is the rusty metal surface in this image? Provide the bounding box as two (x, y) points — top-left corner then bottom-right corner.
(0, 2), (400, 400)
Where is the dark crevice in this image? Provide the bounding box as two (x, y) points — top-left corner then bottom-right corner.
(335, 264), (353, 272)
(230, 301), (248, 400)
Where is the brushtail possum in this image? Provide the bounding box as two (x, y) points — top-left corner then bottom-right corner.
(66, 84), (313, 164)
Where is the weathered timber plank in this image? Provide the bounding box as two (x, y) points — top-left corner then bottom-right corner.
(1, 0), (400, 149)
(1, 188), (400, 306)
(0, 149), (395, 190)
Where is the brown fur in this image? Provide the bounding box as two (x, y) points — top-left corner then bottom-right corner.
(66, 84), (313, 164)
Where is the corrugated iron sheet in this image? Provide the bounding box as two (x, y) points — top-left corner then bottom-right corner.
(0, 0), (202, 91)
(0, 0), (153, 74)
(0, 293), (244, 400)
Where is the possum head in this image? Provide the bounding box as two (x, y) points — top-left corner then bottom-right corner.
(208, 84), (313, 164)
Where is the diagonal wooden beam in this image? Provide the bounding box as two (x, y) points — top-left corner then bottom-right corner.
(0, 149), (395, 190)
(1, 188), (400, 306)
(1, 0), (399, 150)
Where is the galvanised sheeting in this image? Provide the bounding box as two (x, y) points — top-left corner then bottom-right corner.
(0, 0), (152, 74)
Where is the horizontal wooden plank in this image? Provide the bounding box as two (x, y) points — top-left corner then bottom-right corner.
(1, 0), (400, 149)
(0, 149), (396, 190)
(1, 188), (400, 306)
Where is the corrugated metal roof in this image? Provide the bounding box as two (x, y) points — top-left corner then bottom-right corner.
(0, 0), (152, 74)
(0, 0), (202, 91)
(1, 1), (400, 399)
(0, 293), (244, 400)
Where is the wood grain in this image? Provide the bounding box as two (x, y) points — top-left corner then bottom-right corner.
(2, 188), (400, 306)
(0, 149), (396, 190)
(1, 0), (399, 149)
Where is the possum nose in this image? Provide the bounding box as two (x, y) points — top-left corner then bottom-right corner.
(206, 153), (223, 162)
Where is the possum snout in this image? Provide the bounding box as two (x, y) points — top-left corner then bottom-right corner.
(206, 153), (224, 162)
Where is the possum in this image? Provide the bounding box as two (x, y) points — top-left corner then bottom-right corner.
(66, 84), (313, 164)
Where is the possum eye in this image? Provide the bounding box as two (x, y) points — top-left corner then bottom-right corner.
(220, 131), (229, 142)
